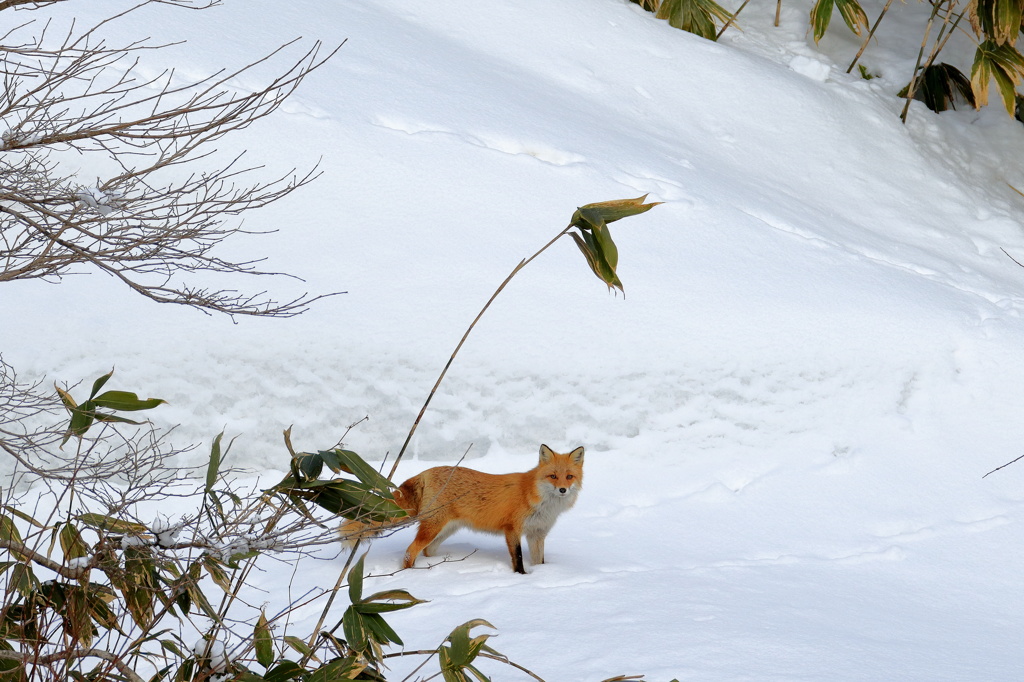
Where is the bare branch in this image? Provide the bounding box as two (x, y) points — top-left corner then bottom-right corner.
(0, 4), (343, 316)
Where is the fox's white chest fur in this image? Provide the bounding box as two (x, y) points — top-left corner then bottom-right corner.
(523, 481), (579, 564)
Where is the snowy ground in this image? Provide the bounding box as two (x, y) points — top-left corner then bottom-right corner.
(6, 0), (1024, 678)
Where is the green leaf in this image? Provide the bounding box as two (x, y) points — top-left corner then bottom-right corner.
(810, 0), (868, 41)
(91, 390), (165, 412)
(59, 523), (89, 560)
(983, 0), (1024, 45)
(307, 658), (365, 682)
(569, 195), (661, 230)
(327, 449), (396, 492)
(286, 479), (406, 520)
(570, 230), (623, 293)
(255, 611), (274, 669)
(225, 548), (260, 569)
(207, 432), (225, 494)
(55, 384), (78, 411)
(0, 515), (23, 545)
(362, 612), (403, 647)
(348, 553), (366, 604)
(342, 606), (369, 654)
(10, 563), (37, 598)
(566, 195), (658, 293)
(972, 40), (1024, 113)
(2, 506), (42, 529)
(655, 0), (733, 38)
(87, 590), (121, 632)
(442, 620), (498, 671)
(63, 406), (96, 444)
(355, 589), (425, 613)
(263, 660), (306, 682)
(835, 0), (869, 37)
(294, 452), (325, 480)
(591, 223), (619, 274)
(88, 370), (114, 400)
(282, 636), (313, 658)
(76, 513), (148, 535)
(810, 0), (835, 42)
(203, 555), (232, 592)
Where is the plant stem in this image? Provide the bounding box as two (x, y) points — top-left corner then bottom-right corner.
(847, 0), (894, 73)
(716, 0), (750, 39)
(299, 545), (360, 666)
(901, 0), (944, 122)
(386, 225), (573, 480)
(384, 650), (547, 682)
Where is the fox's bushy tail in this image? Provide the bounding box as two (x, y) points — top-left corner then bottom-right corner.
(338, 477), (421, 548)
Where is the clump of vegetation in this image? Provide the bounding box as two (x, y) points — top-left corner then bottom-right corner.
(632, 0), (1024, 121)
(630, 0), (734, 41)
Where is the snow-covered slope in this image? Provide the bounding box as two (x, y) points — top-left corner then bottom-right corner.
(6, 0), (1024, 678)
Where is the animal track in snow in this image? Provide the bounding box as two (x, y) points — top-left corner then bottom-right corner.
(466, 133), (585, 166)
(370, 115), (585, 166)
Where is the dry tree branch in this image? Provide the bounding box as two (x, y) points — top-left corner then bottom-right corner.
(0, 3), (343, 317)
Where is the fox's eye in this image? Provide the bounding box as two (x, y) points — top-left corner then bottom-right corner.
(548, 474), (557, 480)
(566, 474), (574, 480)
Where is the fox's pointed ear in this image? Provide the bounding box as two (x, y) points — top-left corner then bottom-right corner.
(539, 444), (554, 463)
(569, 446), (584, 464)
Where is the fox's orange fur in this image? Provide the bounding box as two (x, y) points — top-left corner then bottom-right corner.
(341, 444), (584, 574)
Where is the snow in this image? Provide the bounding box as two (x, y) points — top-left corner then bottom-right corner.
(5, 0), (1024, 678)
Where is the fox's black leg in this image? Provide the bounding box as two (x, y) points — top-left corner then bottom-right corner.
(505, 529), (527, 574)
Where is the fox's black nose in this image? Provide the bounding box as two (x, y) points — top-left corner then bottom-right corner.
(558, 487), (567, 494)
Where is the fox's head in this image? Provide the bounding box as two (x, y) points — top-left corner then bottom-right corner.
(537, 444), (584, 497)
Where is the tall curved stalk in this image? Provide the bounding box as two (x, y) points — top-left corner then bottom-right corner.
(385, 196), (660, 479)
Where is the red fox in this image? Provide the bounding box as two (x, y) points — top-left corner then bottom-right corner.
(341, 444), (584, 574)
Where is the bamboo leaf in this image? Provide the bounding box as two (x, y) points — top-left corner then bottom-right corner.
(55, 384), (78, 411)
(591, 223), (619, 274)
(2, 506), (41, 529)
(92, 390), (165, 412)
(255, 611), (274, 668)
(444, 619), (498, 668)
(327, 449), (395, 492)
(263, 660), (306, 681)
(362, 612), (403, 646)
(206, 432), (225, 494)
(972, 40), (1024, 113)
(9, 563), (36, 598)
(283, 636), (314, 658)
(655, 0), (733, 38)
(992, 0), (1023, 44)
(59, 523), (89, 560)
(294, 452), (325, 480)
(0, 516), (22, 546)
(569, 195), (661, 229)
(202, 555), (231, 592)
(354, 589), (426, 613)
(348, 553), (365, 603)
(88, 370), (114, 400)
(76, 513), (148, 534)
(835, 0), (869, 36)
(342, 606), (369, 654)
(810, 0), (835, 42)
(993, 62), (1018, 114)
(570, 230), (623, 293)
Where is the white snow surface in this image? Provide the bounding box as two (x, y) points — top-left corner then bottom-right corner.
(6, 0), (1024, 679)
